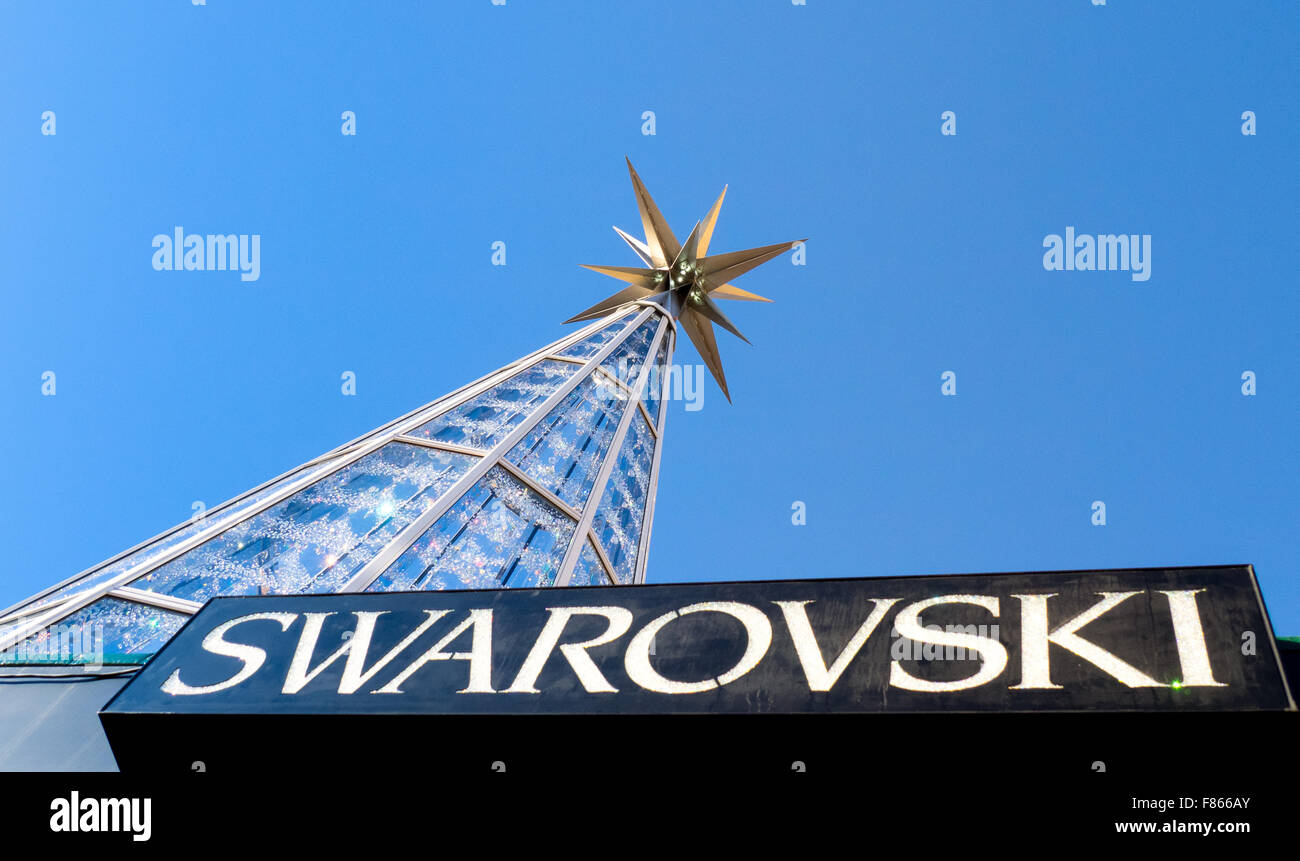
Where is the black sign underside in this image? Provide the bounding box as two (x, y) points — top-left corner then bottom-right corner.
(102, 565), (1293, 718)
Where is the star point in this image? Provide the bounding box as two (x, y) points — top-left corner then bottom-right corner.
(571, 160), (802, 400)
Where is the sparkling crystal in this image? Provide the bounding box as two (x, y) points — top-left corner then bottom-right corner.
(2, 308), (670, 665)
(642, 331), (671, 425)
(0, 597), (186, 666)
(555, 310), (636, 359)
(130, 444), (476, 602)
(506, 372), (630, 508)
(591, 411), (656, 584)
(408, 360), (579, 451)
(368, 466), (577, 592)
(600, 318), (660, 383)
(0, 456), (343, 624)
(567, 540), (611, 587)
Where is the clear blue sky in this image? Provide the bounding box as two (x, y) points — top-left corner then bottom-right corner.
(3, 2), (1298, 633)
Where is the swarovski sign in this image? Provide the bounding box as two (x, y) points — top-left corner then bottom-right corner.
(103, 566), (1294, 717)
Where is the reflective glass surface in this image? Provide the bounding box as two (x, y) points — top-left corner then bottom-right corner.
(0, 456), (344, 623)
(131, 443), (477, 602)
(0, 613), (45, 647)
(408, 360), (578, 451)
(599, 317), (660, 385)
(642, 331), (671, 425)
(591, 412), (656, 584)
(4, 316), (674, 667)
(506, 371), (630, 509)
(368, 466), (576, 592)
(567, 540), (610, 587)
(0, 598), (186, 665)
(555, 311), (634, 359)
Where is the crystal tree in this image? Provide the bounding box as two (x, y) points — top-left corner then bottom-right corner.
(0, 160), (799, 666)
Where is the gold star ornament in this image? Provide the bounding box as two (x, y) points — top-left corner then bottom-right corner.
(566, 158), (805, 402)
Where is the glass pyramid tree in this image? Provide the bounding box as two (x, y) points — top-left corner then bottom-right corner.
(0, 159), (800, 668)
(0, 306), (672, 666)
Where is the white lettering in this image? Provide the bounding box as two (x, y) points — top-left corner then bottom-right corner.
(161, 612), (297, 695)
(624, 602), (772, 694)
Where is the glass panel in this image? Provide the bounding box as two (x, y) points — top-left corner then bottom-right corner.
(0, 612), (46, 646)
(368, 466), (576, 593)
(407, 360), (578, 451)
(555, 311), (634, 359)
(506, 371), (630, 509)
(567, 540), (610, 587)
(0, 601), (75, 645)
(592, 412), (656, 584)
(0, 598), (186, 666)
(131, 443), (476, 602)
(642, 331), (671, 425)
(0, 455), (344, 621)
(599, 317), (659, 383)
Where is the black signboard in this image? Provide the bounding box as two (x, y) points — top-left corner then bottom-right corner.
(105, 565), (1292, 717)
(100, 565), (1295, 774)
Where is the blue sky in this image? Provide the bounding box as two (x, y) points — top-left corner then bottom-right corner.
(2, 2), (1298, 633)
